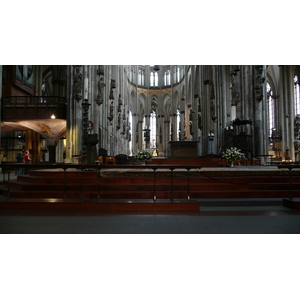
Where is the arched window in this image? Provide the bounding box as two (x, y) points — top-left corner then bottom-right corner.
(150, 71), (158, 87)
(294, 75), (300, 115)
(130, 67), (134, 83)
(154, 72), (158, 86)
(150, 72), (154, 86)
(164, 69), (170, 86)
(267, 82), (275, 138)
(174, 65), (180, 83)
(138, 68), (145, 86)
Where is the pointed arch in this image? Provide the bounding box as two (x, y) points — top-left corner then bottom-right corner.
(163, 94), (171, 120)
(138, 92), (146, 117)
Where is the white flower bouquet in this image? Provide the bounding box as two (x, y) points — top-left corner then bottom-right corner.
(222, 147), (244, 162)
(135, 149), (153, 161)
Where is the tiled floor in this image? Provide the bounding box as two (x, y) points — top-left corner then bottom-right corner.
(1, 205), (300, 234)
(1, 169), (298, 300)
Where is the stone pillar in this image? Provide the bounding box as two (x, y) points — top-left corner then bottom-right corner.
(156, 115), (164, 156)
(164, 120), (170, 156)
(144, 115), (150, 149)
(0, 65), (2, 148)
(65, 65), (83, 163)
(48, 145), (56, 164)
(280, 65), (295, 161)
(253, 65), (266, 157)
(138, 120), (143, 149)
(171, 113), (177, 140)
(131, 113), (138, 155)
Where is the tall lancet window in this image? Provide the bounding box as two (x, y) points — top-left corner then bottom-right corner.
(164, 69), (171, 86)
(150, 111), (157, 149)
(150, 71), (158, 87)
(267, 82), (275, 138)
(150, 72), (154, 86)
(174, 66), (181, 83)
(130, 67), (134, 82)
(154, 72), (158, 86)
(294, 75), (300, 115)
(138, 68), (145, 86)
(174, 66), (178, 83)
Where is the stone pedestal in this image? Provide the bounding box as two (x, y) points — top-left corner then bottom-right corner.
(83, 134), (99, 164)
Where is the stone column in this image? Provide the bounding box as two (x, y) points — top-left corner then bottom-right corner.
(156, 115), (164, 156)
(138, 120), (143, 150)
(0, 65), (2, 149)
(144, 115), (150, 149)
(164, 120), (170, 156)
(253, 65), (266, 157)
(131, 113), (138, 155)
(48, 145), (56, 164)
(65, 65), (83, 163)
(280, 65), (295, 161)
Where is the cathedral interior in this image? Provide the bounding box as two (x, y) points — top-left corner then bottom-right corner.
(1, 4), (299, 299)
(1, 65), (300, 164)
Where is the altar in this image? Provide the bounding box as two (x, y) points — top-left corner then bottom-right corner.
(168, 141), (200, 158)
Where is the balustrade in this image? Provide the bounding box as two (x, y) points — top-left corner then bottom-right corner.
(0, 163), (201, 203)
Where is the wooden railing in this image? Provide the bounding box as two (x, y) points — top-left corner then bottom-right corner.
(0, 163), (202, 203)
(278, 164), (300, 200)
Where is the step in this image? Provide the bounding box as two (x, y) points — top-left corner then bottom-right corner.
(0, 199), (201, 212)
(1, 188), (297, 200)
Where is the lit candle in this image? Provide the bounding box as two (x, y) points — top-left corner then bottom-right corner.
(84, 77), (88, 99)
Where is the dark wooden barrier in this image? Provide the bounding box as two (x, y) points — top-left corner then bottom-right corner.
(0, 163), (202, 203)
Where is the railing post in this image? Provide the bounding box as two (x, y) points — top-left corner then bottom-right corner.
(186, 167), (191, 201)
(288, 167), (293, 200)
(80, 167), (84, 202)
(170, 167), (175, 202)
(152, 167), (157, 202)
(63, 167), (67, 202)
(7, 170), (10, 201)
(97, 166), (101, 202)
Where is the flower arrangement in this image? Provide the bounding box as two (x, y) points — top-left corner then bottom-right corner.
(135, 149), (153, 161)
(222, 147), (244, 162)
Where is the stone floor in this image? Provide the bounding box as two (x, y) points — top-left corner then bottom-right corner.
(1, 204), (300, 234)
(1, 208), (298, 300)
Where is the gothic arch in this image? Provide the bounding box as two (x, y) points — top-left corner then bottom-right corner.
(138, 92), (146, 117)
(151, 97), (158, 112)
(173, 91), (180, 109)
(267, 65), (279, 95)
(163, 94), (171, 121)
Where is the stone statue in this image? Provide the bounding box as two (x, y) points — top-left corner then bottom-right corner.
(295, 114), (300, 139)
(255, 65), (265, 102)
(73, 65), (83, 102)
(96, 75), (105, 106)
(230, 71), (240, 102)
